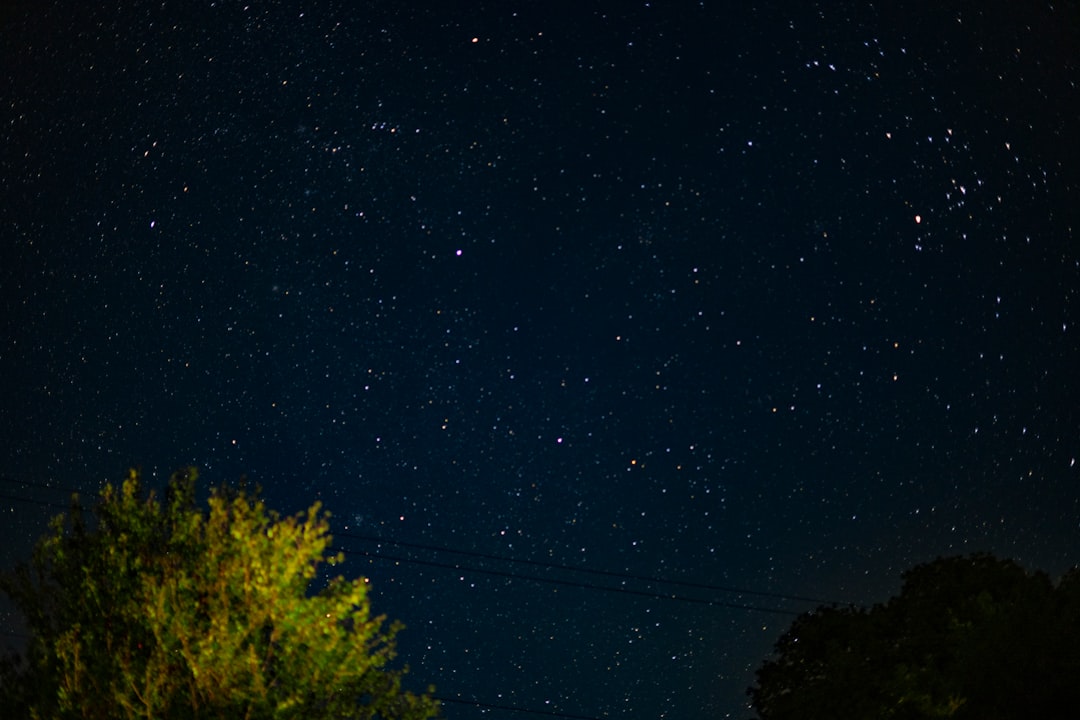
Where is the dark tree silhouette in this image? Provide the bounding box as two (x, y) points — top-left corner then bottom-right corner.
(749, 553), (1080, 719)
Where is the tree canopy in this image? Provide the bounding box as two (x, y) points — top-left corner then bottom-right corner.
(748, 553), (1080, 719)
(0, 468), (441, 720)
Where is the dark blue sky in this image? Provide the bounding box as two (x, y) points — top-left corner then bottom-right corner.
(3, 2), (1079, 717)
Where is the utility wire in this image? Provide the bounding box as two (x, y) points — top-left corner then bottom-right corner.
(436, 695), (605, 720)
(0, 482), (840, 610)
(344, 546), (804, 616)
(0, 481), (798, 720)
(0, 492), (70, 511)
(339, 531), (832, 605)
(0, 475), (84, 497)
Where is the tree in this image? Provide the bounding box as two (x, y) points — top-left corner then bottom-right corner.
(0, 468), (441, 720)
(748, 553), (1080, 720)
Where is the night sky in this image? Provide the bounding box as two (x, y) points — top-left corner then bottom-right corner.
(3, 1), (1080, 718)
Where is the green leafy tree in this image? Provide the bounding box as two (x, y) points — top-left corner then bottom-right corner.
(748, 553), (1080, 720)
(0, 468), (441, 720)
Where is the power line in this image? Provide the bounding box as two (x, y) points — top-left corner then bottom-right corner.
(0, 475), (83, 497)
(339, 531), (833, 605)
(0, 492), (70, 511)
(436, 695), (605, 720)
(0, 482), (839, 610)
(0, 482), (837, 611)
(0, 481), (807, 720)
(343, 546), (804, 616)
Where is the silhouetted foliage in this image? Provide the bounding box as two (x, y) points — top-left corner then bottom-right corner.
(0, 468), (441, 720)
(748, 553), (1080, 719)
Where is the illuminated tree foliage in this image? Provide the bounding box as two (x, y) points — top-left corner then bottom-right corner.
(0, 468), (440, 720)
(748, 554), (1080, 720)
